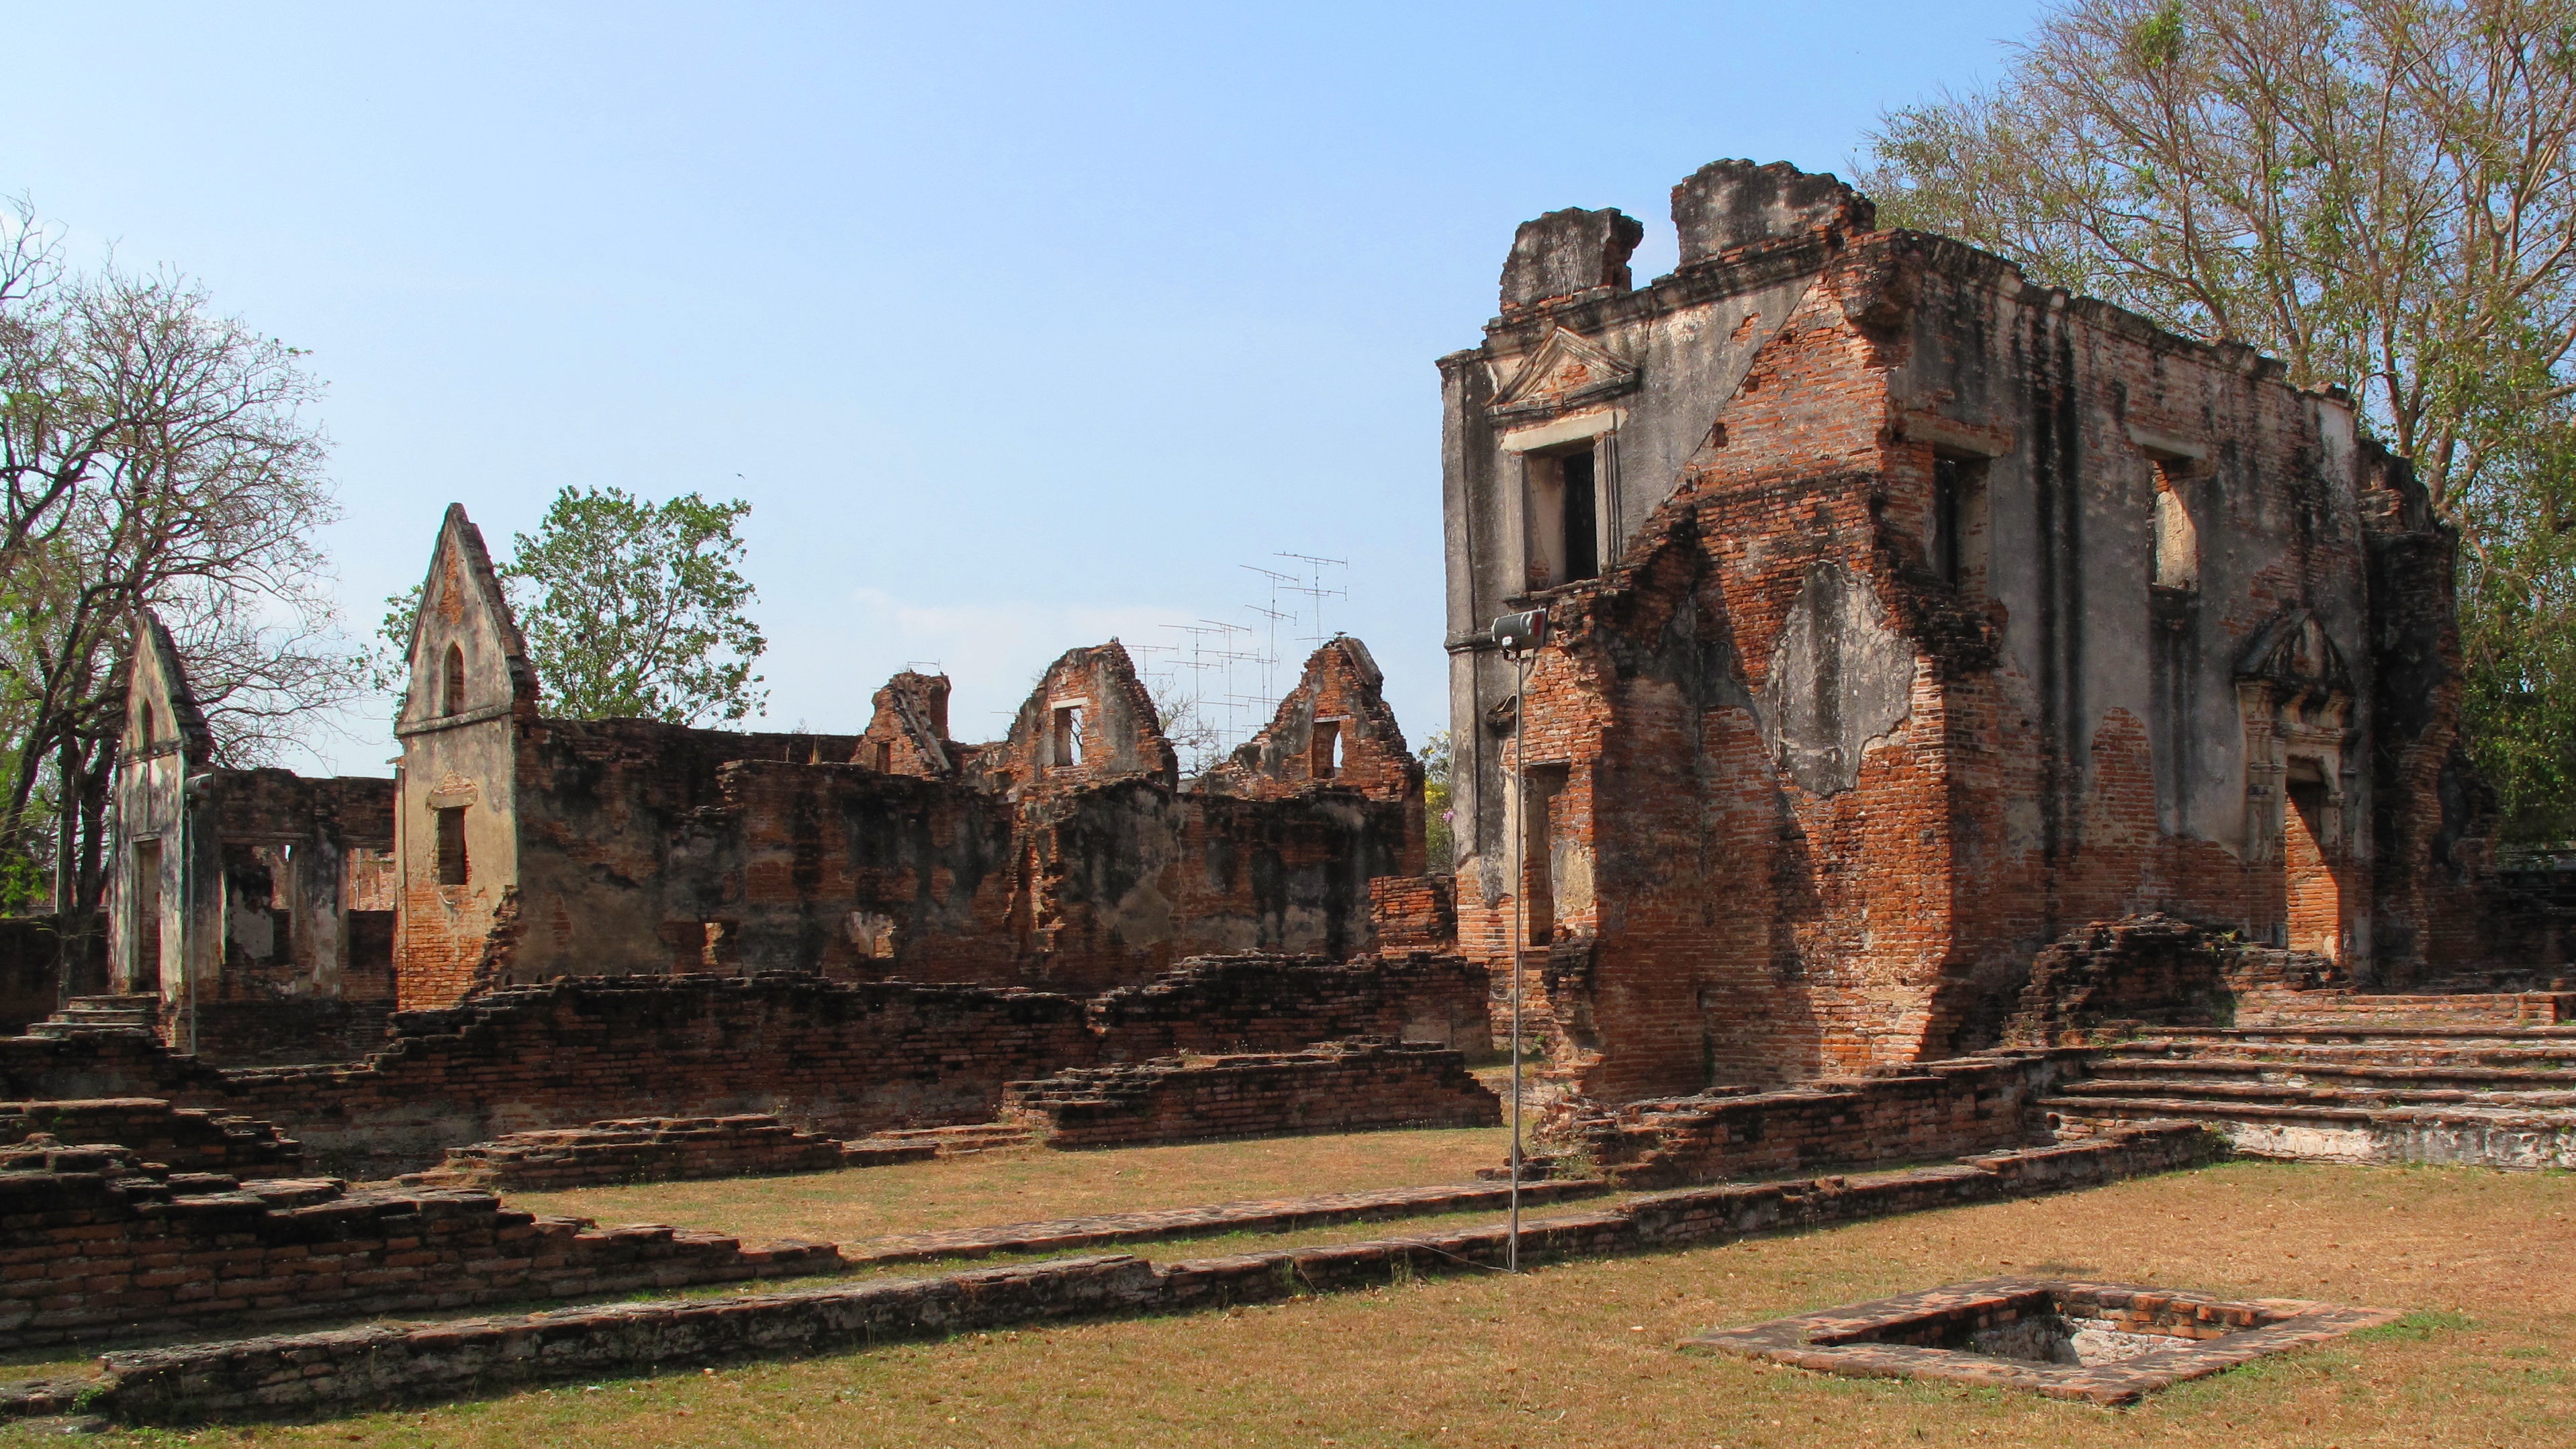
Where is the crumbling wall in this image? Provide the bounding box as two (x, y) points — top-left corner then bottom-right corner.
(1000, 1038), (1499, 1149)
(0, 1143), (837, 1350)
(0, 918), (62, 1035)
(1441, 158), (2460, 1102)
(0, 953), (1490, 1173)
(2001, 915), (2342, 1045)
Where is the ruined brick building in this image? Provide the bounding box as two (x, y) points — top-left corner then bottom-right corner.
(1441, 159), (2493, 1103)
(99, 612), (398, 1064)
(91, 507), (1439, 1049)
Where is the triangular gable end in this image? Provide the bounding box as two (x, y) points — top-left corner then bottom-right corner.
(1491, 326), (1642, 421)
(402, 504), (540, 728)
(124, 608), (217, 768)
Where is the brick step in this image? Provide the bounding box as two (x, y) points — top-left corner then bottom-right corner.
(2145, 1023), (2576, 1043)
(2084, 1056), (2576, 1090)
(848, 1123), (1036, 1158)
(2056, 1077), (2576, 1110)
(2040, 1093), (2381, 1126)
(2111, 1036), (2576, 1069)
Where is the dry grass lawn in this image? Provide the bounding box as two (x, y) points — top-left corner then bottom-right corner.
(7, 1156), (2573, 1447)
(507, 1125), (1517, 1244)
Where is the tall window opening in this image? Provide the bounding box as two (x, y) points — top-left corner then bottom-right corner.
(138, 702), (156, 747)
(1931, 455), (1987, 590)
(2152, 460), (2199, 589)
(1560, 449), (1599, 581)
(434, 806), (469, 886)
(132, 839), (163, 992)
(1051, 705), (1084, 767)
(874, 741), (893, 772)
(441, 644), (466, 716)
(1311, 720), (1341, 780)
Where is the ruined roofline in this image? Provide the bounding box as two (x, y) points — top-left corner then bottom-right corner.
(1455, 154), (2356, 412)
(404, 503), (541, 719)
(1199, 635), (1422, 799)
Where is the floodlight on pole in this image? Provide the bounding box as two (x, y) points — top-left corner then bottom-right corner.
(1488, 607), (1547, 1272)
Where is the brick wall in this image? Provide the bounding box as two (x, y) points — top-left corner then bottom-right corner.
(1, 954), (1491, 1174)
(1562, 1051), (2085, 1188)
(2003, 915), (2344, 1045)
(0, 1142), (837, 1350)
(402, 1114), (846, 1191)
(1000, 1038), (1500, 1148)
(0, 1097), (302, 1176)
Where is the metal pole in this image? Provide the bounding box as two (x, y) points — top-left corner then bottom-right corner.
(1508, 648), (1528, 1274)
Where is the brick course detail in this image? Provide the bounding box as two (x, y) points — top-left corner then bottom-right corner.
(0, 1145), (837, 1351)
(400, 1115), (847, 1192)
(1, 955), (1489, 1174)
(6, 1123), (2216, 1421)
(999, 1037), (1500, 1149)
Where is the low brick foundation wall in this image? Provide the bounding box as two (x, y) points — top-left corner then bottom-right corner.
(0, 1143), (839, 1350)
(402, 1115), (847, 1191)
(0, 955), (1492, 1176)
(1, 1098), (302, 1177)
(1565, 1052), (2086, 1189)
(1001, 1037), (1500, 1149)
(9, 1123), (2219, 1422)
(183, 1000), (396, 1068)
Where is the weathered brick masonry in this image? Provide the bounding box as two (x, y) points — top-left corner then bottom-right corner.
(999, 1037), (1500, 1149)
(1563, 1051), (2083, 1188)
(400, 1115), (847, 1192)
(1, 955), (1489, 1174)
(1441, 157), (2501, 1106)
(8, 1123), (2218, 1421)
(0, 1141), (837, 1350)
(385, 507), (1438, 1009)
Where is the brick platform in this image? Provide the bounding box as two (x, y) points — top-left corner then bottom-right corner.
(1680, 1277), (2399, 1405)
(1563, 1051), (2084, 1189)
(1001, 1037), (1501, 1149)
(400, 1115), (848, 1191)
(0, 1143), (839, 1350)
(0, 1123), (2219, 1421)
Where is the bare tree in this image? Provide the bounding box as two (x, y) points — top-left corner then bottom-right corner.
(0, 195), (361, 933)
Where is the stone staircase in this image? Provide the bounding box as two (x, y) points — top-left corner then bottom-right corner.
(2043, 997), (2576, 1168)
(23, 996), (161, 1042)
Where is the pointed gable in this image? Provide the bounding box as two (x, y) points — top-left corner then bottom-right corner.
(989, 640), (1177, 795)
(124, 608), (216, 768)
(402, 504), (539, 729)
(1201, 635), (1422, 805)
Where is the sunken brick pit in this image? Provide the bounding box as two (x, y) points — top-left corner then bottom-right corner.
(1680, 1277), (2398, 1405)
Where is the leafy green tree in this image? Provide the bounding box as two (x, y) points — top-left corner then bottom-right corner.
(379, 486), (768, 727)
(1862, 0), (2576, 842)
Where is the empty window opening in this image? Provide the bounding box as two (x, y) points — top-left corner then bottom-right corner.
(132, 839), (163, 992)
(1052, 705), (1085, 767)
(1931, 455), (1988, 590)
(1312, 720), (1342, 780)
(2152, 460), (2200, 589)
(138, 702), (156, 747)
(1561, 449), (1599, 581)
(434, 806), (469, 886)
(874, 740), (893, 772)
(441, 644), (466, 717)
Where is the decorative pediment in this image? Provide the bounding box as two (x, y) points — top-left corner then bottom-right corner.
(1490, 327), (1641, 421)
(2235, 610), (2352, 698)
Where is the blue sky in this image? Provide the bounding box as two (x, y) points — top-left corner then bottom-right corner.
(5, 1), (2045, 774)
